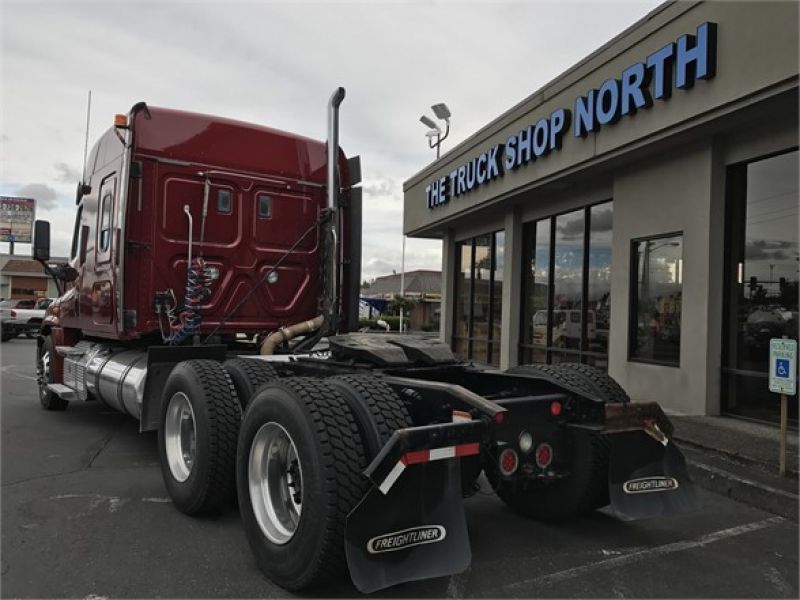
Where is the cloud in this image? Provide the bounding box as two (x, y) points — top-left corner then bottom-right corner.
(746, 239), (799, 262)
(591, 208), (613, 232)
(54, 162), (81, 183)
(1, 0), (663, 279)
(14, 183), (61, 210)
(362, 176), (398, 199)
(556, 214), (585, 240)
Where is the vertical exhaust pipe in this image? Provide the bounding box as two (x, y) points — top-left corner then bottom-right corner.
(328, 87), (345, 210)
(326, 87), (346, 333)
(282, 87), (346, 354)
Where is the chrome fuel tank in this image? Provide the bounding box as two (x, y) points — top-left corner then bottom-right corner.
(81, 345), (148, 419)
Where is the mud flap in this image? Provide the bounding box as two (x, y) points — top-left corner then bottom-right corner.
(609, 431), (699, 521)
(345, 459), (470, 594)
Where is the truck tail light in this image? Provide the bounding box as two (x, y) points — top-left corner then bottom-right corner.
(535, 443), (553, 468)
(9, 310), (16, 318)
(499, 448), (518, 476)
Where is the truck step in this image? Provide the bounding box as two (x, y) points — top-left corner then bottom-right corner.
(47, 384), (78, 400)
(55, 345), (87, 357)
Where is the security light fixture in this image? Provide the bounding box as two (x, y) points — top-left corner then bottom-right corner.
(419, 115), (439, 130)
(419, 102), (452, 159)
(431, 103), (451, 121)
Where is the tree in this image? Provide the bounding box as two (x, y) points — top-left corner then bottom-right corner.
(387, 294), (416, 316)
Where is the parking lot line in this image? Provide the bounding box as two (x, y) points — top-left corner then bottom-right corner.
(501, 516), (786, 592)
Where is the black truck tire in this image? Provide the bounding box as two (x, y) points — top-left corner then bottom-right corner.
(237, 378), (367, 591)
(37, 335), (68, 411)
(223, 358), (281, 410)
(2, 326), (15, 342)
(509, 362), (630, 404)
(326, 374), (412, 459)
(158, 360), (241, 515)
(558, 363), (631, 404)
(495, 430), (610, 520)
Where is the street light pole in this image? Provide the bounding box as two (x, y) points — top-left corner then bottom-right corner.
(400, 235), (406, 333)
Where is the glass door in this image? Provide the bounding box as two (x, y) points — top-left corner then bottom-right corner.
(723, 150), (799, 423)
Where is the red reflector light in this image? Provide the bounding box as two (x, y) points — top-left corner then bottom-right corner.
(550, 401), (562, 416)
(494, 411), (506, 424)
(402, 450), (430, 465)
(535, 443), (553, 468)
(499, 448), (518, 476)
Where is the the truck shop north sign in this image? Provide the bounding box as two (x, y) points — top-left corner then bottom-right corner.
(425, 22), (717, 209)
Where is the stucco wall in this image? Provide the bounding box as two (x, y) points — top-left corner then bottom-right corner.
(608, 142), (719, 414)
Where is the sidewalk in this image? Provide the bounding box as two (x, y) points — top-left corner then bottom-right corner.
(671, 415), (799, 521)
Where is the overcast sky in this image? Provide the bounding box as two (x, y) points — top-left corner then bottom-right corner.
(1, 0), (661, 281)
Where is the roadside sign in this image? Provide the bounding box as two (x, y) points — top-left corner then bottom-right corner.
(0, 196), (36, 243)
(769, 338), (797, 396)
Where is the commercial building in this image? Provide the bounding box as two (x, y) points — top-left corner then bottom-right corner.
(402, 1), (798, 423)
(361, 270), (441, 330)
(0, 254), (66, 300)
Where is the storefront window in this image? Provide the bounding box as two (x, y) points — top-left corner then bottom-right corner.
(520, 220), (551, 364)
(519, 202), (613, 368)
(452, 231), (504, 366)
(630, 233), (683, 365)
(453, 243), (473, 359)
(724, 150), (798, 423)
(587, 202), (613, 368)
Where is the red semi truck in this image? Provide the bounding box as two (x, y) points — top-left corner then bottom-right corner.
(32, 88), (698, 593)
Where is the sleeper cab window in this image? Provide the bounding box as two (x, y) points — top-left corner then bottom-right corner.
(99, 192), (112, 251)
(257, 193), (272, 219)
(217, 189), (232, 214)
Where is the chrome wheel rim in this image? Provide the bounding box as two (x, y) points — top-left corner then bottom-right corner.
(248, 422), (303, 545)
(164, 392), (197, 482)
(38, 349), (50, 399)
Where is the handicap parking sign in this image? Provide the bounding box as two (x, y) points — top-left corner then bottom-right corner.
(776, 359), (790, 378)
(769, 339), (797, 395)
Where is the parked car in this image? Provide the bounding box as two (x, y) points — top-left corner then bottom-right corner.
(0, 298), (53, 341)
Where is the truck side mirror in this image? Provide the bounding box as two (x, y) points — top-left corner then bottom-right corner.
(76, 181), (91, 205)
(32, 220), (51, 262)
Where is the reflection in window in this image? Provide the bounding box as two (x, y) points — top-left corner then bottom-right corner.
(519, 203), (613, 367)
(454, 242), (473, 353)
(521, 219), (550, 364)
(551, 210), (584, 361)
(452, 231), (504, 366)
(588, 202), (613, 367)
(631, 234), (683, 365)
(724, 150), (798, 423)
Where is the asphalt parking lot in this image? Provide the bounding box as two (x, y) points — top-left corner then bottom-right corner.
(2, 337), (798, 598)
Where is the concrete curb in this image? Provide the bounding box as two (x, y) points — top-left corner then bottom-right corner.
(680, 447), (799, 521)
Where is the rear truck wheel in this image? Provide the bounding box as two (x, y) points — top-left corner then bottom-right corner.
(158, 360), (241, 515)
(493, 430), (610, 520)
(326, 374), (412, 459)
(501, 362), (619, 518)
(2, 326), (15, 342)
(223, 358), (281, 410)
(37, 335), (68, 411)
(557, 363), (630, 404)
(237, 378), (367, 591)
(508, 362), (630, 404)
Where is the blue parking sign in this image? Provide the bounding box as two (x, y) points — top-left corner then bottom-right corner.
(769, 339), (796, 395)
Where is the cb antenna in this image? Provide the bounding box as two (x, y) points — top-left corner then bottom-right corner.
(81, 90), (92, 181)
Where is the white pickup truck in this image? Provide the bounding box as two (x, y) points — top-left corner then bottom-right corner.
(0, 298), (53, 342)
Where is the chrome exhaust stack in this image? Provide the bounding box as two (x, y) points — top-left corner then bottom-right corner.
(325, 87), (345, 334)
